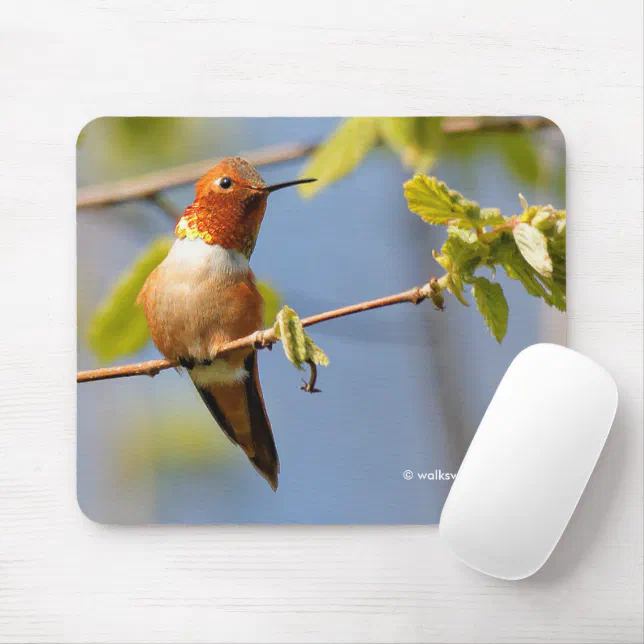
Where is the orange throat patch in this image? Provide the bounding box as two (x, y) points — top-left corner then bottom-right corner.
(175, 204), (217, 245)
(174, 198), (265, 258)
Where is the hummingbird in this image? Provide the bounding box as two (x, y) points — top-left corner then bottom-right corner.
(137, 157), (315, 490)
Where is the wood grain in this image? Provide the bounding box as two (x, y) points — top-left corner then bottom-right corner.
(0, 1), (642, 642)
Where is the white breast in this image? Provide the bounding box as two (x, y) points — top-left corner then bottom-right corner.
(156, 237), (252, 385)
(163, 237), (250, 276)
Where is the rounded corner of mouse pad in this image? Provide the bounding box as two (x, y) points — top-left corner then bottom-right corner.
(76, 115), (566, 525)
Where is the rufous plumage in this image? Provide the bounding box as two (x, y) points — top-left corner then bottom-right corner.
(137, 157), (315, 490)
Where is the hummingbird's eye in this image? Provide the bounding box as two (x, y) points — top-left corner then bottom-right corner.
(218, 177), (232, 190)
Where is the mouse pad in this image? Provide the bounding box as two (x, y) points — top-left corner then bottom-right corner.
(77, 117), (566, 524)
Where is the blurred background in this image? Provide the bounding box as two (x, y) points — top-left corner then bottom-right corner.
(77, 117), (565, 524)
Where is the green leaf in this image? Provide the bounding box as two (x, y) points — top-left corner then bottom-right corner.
(497, 132), (541, 187)
(477, 208), (505, 226)
(447, 226), (477, 245)
(378, 118), (416, 151)
(493, 237), (565, 311)
(273, 306), (329, 370)
(79, 118), (192, 176)
(406, 174), (567, 333)
(531, 208), (556, 231)
(548, 219), (566, 266)
(379, 117), (443, 171)
(513, 223), (553, 278)
(541, 275), (567, 311)
(544, 217), (566, 312)
(256, 281), (281, 328)
(404, 174), (480, 226)
(471, 277), (509, 343)
(442, 234), (483, 273)
(447, 274), (469, 306)
(87, 237), (173, 362)
(493, 239), (548, 300)
(298, 118), (380, 198)
(554, 217), (566, 238)
(432, 235), (485, 307)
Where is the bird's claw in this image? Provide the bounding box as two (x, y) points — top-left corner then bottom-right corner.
(178, 357), (195, 370)
(252, 331), (273, 351)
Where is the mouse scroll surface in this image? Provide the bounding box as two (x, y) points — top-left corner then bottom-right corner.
(439, 344), (618, 580)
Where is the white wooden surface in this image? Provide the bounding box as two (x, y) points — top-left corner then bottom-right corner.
(0, 1), (642, 642)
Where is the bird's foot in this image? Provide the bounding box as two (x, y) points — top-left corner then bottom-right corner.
(252, 330), (274, 351)
(178, 357), (195, 370)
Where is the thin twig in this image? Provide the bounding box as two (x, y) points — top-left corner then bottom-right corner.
(77, 117), (554, 210)
(77, 280), (441, 384)
(77, 358), (177, 382)
(440, 115), (550, 135)
(77, 141), (319, 209)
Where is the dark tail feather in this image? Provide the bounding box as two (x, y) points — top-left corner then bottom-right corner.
(243, 352), (280, 490)
(192, 352), (279, 491)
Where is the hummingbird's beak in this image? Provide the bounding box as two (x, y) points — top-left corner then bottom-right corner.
(263, 178), (317, 193)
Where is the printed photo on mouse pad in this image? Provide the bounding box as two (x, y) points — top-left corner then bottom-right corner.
(77, 116), (566, 524)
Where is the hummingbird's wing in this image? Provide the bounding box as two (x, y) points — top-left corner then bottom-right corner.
(193, 351), (280, 491)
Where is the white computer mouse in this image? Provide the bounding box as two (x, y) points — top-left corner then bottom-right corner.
(439, 343), (618, 580)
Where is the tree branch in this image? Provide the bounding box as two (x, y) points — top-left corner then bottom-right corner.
(77, 141), (318, 209)
(77, 117), (554, 210)
(77, 278), (445, 384)
(440, 115), (551, 135)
